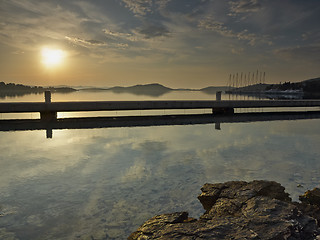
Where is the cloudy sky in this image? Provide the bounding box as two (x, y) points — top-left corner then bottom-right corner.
(0, 0), (319, 88)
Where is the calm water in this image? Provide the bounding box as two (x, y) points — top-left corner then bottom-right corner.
(1, 91), (320, 239)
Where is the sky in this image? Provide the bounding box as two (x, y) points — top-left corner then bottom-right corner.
(0, 0), (319, 88)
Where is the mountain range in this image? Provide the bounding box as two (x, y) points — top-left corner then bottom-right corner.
(1, 77), (319, 98)
(81, 83), (228, 97)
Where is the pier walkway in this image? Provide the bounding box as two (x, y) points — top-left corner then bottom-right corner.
(0, 91), (320, 120)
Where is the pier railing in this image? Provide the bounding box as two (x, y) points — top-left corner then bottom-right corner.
(1, 91), (320, 120)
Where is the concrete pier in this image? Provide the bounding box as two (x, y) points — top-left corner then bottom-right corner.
(1, 91), (320, 120)
(1, 99), (319, 113)
(1, 111), (320, 138)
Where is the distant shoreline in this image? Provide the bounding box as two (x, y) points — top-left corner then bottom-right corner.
(1, 77), (319, 99)
(0, 82), (228, 98)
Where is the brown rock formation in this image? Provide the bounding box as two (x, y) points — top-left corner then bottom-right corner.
(129, 180), (320, 239)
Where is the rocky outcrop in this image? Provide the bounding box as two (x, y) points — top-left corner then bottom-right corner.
(300, 188), (320, 207)
(129, 180), (320, 239)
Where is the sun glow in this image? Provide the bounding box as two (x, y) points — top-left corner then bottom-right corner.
(41, 47), (65, 68)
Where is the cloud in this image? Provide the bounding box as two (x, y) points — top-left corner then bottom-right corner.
(274, 45), (320, 63)
(117, 43), (129, 49)
(198, 18), (233, 37)
(103, 29), (130, 38)
(138, 24), (170, 39)
(198, 17), (267, 46)
(73, 1), (112, 24)
(121, 0), (173, 17)
(0, 0), (100, 50)
(156, 0), (172, 10)
(102, 29), (137, 42)
(121, 0), (153, 16)
(12, 50), (25, 55)
(231, 47), (244, 55)
(65, 36), (106, 48)
(301, 30), (320, 42)
(236, 29), (259, 46)
(229, 0), (262, 14)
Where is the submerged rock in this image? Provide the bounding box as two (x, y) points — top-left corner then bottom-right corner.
(129, 180), (320, 239)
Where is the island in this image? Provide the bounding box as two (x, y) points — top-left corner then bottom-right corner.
(0, 82), (77, 98)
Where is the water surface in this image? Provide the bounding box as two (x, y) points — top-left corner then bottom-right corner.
(0, 91), (320, 239)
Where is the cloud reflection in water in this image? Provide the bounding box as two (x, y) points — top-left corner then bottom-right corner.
(0, 119), (320, 239)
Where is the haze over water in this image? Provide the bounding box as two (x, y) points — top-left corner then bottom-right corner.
(1, 91), (320, 239)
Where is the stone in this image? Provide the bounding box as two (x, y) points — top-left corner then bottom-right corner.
(297, 188), (320, 228)
(299, 188), (320, 207)
(129, 180), (320, 239)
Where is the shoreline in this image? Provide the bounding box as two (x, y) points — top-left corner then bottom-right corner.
(129, 180), (320, 239)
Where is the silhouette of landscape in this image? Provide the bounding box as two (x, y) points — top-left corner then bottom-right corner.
(0, 82), (76, 99)
(2, 77), (319, 99)
(226, 77), (320, 99)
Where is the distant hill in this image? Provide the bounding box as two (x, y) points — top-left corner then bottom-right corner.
(0, 82), (76, 92)
(0, 82), (43, 92)
(226, 77), (320, 99)
(264, 77), (320, 94)
(82, 83), (230, 96)
(82, 83), (173, 97)
(109, 83), (171, 92)
(2, 78), (318, 99)
(200, 86), (230, 94)
(228, 84), (270, 93)
(301, 77), (320, 94)
(108, 83), (172, 97)
(0, 82), (77, 98)
(302, 77), (320, 84)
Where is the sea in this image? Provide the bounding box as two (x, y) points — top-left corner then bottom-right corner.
(0, 90), (320, 239)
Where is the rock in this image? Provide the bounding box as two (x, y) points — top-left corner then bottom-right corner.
(129, 180), (320, 239)
(298, 188), (320, 227)
(299, 188), (320, 207)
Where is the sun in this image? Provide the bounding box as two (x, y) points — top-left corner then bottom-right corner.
(41, 47), (65, 68)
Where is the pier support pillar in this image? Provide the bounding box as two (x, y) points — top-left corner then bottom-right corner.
(46, 128), (53, 139)
(212, 108), (234, 114)
(216, 91), (222, 101)
(40, 111), (57, 121)
(45, 90), (51, 103)
(41, 91), (57, 121)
